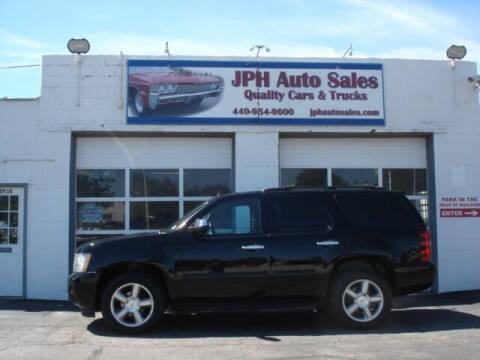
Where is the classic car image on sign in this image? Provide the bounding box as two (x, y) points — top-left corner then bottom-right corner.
(128, 66), (224, 117)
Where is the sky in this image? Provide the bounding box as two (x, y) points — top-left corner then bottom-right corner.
(1, 0), (479, 98)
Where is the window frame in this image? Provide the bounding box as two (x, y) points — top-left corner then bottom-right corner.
(0, 194), (19, 244)
(76, 169), (126, 198)
(129, 168), (180, 198)
(198, 197), (263, 237)
(267, 193), (334, 235)
(75, 167), (232, 239)
(332, 168), (379, 187)
(280, 168), (328, 187)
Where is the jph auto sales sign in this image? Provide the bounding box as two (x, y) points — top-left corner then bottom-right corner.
(127, 60), (385, 126)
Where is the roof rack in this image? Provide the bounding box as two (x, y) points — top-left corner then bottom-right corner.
(262, 185), (383, 192)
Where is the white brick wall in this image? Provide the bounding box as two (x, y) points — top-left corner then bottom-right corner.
(0, 100), (71, 300)
(1, 55), (479, 299)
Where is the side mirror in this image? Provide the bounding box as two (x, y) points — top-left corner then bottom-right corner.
(188, 218), (209, 236)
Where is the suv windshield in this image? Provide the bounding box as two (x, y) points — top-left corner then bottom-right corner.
(167, 201), (209, 231)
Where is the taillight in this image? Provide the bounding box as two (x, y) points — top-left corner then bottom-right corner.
(419, 229), (432, 262)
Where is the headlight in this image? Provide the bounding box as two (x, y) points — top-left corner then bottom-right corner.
(73, 253), (92, 273)
(158, 84), (166, 93)
(210, 83), (219, 90)
(150, 84), (160, 92)
(165, 83), (177, 93)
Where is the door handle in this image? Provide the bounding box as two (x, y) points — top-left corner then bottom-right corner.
(241, 244), (264, 250)
(316, 240), (339, 246)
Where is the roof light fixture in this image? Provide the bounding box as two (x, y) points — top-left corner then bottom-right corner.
(67, 38), (90, 55)
(446, 45), (467, 60)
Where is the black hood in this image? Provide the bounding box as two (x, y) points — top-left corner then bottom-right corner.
(75, 231), (172, 253)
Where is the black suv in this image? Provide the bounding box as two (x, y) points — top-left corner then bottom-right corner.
(69, 188), (435, 333)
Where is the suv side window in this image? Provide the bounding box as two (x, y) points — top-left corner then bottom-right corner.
(336, 193), (414, 232)
(269, 194), (333, 233)
(202, 198), (261, 235)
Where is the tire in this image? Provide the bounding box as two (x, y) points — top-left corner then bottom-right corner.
(133, 90), (149, 116)
(100, 272), (166, 334)
(329, 270), (392, 329)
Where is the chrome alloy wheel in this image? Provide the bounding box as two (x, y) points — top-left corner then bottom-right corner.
(110, 283), (154, 328)
(342, 279), (384, 323)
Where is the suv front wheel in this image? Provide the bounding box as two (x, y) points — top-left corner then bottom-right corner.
(100, 272), (166, 334)
(329, 270), (392, 329)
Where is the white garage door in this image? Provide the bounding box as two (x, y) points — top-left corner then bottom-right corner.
(280, 138), (426, 169)
(75, 137), (232, 245)
(279, 137), (428, 222)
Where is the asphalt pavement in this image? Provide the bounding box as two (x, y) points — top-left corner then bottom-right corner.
(0, 291), (479, 360)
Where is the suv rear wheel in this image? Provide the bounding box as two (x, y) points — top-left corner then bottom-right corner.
(100, 272), (166, 334)
(329, 270), (392, 329)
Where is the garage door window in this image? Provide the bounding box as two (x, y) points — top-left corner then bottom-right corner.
(382, 169), (426, 195)
(184, 169), (232, 196)
(280, 169), (327, 187)
(383, 168), (428, 225)
(130, 169), (178, 197)
(332, 168), (378, 187)
(76, 168), (232, 245)
(76, 202), (125, 230)
(130, 201), (179, 229)
(77, 169), (125, 197)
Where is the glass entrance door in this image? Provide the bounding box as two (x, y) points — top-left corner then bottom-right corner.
(0, 187), (24, 297)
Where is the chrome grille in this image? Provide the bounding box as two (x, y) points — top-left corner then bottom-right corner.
(176, 83), (212, 94)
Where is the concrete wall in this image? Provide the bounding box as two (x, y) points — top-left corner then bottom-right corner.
(235, 132), (279, 191)
(1, 55), (479, 299)
(39, 55), (476, 135)
(0, 99), (71, 299)
(431, 63), (480, 291)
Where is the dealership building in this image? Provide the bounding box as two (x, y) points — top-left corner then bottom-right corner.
(0, 53), (479, 300)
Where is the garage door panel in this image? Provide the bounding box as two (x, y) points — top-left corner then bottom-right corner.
(77, 137), (232, 169)
(280, 138), (426, 168)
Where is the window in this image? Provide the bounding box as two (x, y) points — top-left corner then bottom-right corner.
(130, 201), (179, 229)
(75, 168), (232, 245)
(202, 198), (261, 235)
(130, 169), (178, 197)
(76, 169), (125, 197)
(382, 169), (428, 225)
(0, 195), (19, 244)
(281, 168), (327, 187)
(270, 195), (332, 233)
(184, 169), (232, 196)
(76, 202), (125, 230)
(332, 169), (378, 187)
(382, 169), (426, 195)
(336, 193), (414, 232)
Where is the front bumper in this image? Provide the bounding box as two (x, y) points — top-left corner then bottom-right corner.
(394, 262), (436, 295)
(68, 272), (98, 312)
(149, 88), (223, 109)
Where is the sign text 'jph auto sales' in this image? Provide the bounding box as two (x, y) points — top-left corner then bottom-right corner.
(127, 60), (385, 125)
